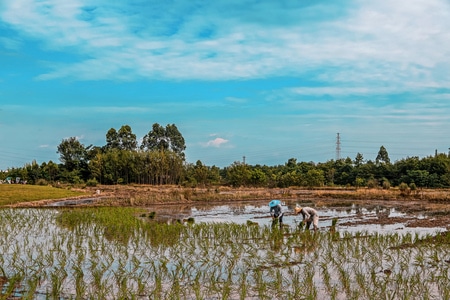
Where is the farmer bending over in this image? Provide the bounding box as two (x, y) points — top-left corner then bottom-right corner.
(269, 200), (284, 226)
(294, 206), (319, 231)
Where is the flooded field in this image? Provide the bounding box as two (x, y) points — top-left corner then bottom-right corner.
(146, 199), (450, 236)
(2, 199), (449, 299)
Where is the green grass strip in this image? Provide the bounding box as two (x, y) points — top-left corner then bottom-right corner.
(0, 184), (86, 206)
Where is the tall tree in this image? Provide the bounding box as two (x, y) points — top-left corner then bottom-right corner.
(141, 123), (186, 157)
(118, 125), (137, 151)
(57, 137), (88, 172)
(105, 128), (120, 150)
(376, 145), (391, 165)
(354, 153), (364, 167)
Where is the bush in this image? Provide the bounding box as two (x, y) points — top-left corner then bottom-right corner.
(382, 179), (391, 190)
(367, 179), (379, 189)
(399, 182), (410, 196)
(86, 178), (98, 187)
(35, 179), (48, 186)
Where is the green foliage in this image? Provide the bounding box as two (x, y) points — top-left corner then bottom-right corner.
(4, 124), (450, 189)
(376, 145), (391, 165)
(140, 123), (186, 156)
(225, 162), (251, 187)
(57, 137), (89, 172)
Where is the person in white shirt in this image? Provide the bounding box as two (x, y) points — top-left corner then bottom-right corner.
(294, 206), (319, 231)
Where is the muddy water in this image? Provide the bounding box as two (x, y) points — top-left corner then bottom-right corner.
(147, 199), (448, 236)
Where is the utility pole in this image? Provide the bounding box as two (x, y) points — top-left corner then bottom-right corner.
(336, 133), (341, 160)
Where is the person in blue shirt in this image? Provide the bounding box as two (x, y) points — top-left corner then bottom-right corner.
(269, 200), (284, 226)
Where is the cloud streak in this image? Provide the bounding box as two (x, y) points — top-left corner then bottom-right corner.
(1, 0), (449, 89)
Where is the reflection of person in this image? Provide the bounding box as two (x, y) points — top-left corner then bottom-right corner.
(269, 200), (284, 226)
(294, 206), (319, 231)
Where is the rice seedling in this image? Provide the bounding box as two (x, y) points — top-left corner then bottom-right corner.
(0, 207), (449, 299)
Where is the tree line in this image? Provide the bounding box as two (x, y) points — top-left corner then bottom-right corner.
(2, 124), (450, 189)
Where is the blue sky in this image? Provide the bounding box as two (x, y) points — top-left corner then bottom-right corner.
(1, 0), (450, 170)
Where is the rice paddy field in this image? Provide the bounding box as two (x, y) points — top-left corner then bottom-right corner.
(1, 203), (450, 299)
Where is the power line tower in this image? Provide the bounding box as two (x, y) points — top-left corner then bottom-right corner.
(336, 133), (341, 160)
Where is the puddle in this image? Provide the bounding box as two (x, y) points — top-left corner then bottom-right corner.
(47, 198), (100, 206)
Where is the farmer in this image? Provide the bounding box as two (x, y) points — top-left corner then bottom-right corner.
(294, 206), (319, 231)
(269, 200), (284, 226)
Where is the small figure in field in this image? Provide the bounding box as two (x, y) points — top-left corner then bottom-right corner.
(269, 200), (284, 227)
(295, 206), (319, 231)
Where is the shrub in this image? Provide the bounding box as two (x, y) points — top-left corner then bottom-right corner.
(86, 178), (98, 187)
(399, 182), (410, 196)
(35, 179), (48, 186)
(367, 179), (378, 189)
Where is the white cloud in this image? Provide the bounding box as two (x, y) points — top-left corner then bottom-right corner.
(203, 137), (229, 148)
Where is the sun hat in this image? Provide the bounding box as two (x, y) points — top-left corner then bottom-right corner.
(294, 206), (302, 215)
(269, 199), (281, 208)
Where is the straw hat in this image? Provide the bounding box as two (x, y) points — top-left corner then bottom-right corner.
(294, 206), (302, 215)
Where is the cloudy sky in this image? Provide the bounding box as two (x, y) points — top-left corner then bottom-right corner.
(1, 0), (450, 169)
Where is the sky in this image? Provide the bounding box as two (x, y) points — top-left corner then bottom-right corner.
(1, 0), (450, 170)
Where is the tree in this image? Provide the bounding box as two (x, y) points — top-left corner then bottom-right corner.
(106, 125), (137, 151)
(141, 123), (186, 157)
(376, 145), (390, 165)
(249, 168), (268, 187)
(118, 125), (137, 151)
(165, 124), (186, 155)
(407, 170), (429, 188)
(57, 137), (88, 172)
(105, 128), (120, 150)
(226, 161), (250, 187)
(304, 169), (324, 188)
(41, 160), (59, 182)
(354, 153), (364, 167)
(193, 160), (208, 187)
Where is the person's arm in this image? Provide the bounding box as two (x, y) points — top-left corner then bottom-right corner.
(303, 210), (310, 221)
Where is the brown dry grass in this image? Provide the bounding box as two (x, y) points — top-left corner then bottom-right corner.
(5, 184), (450, 207)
